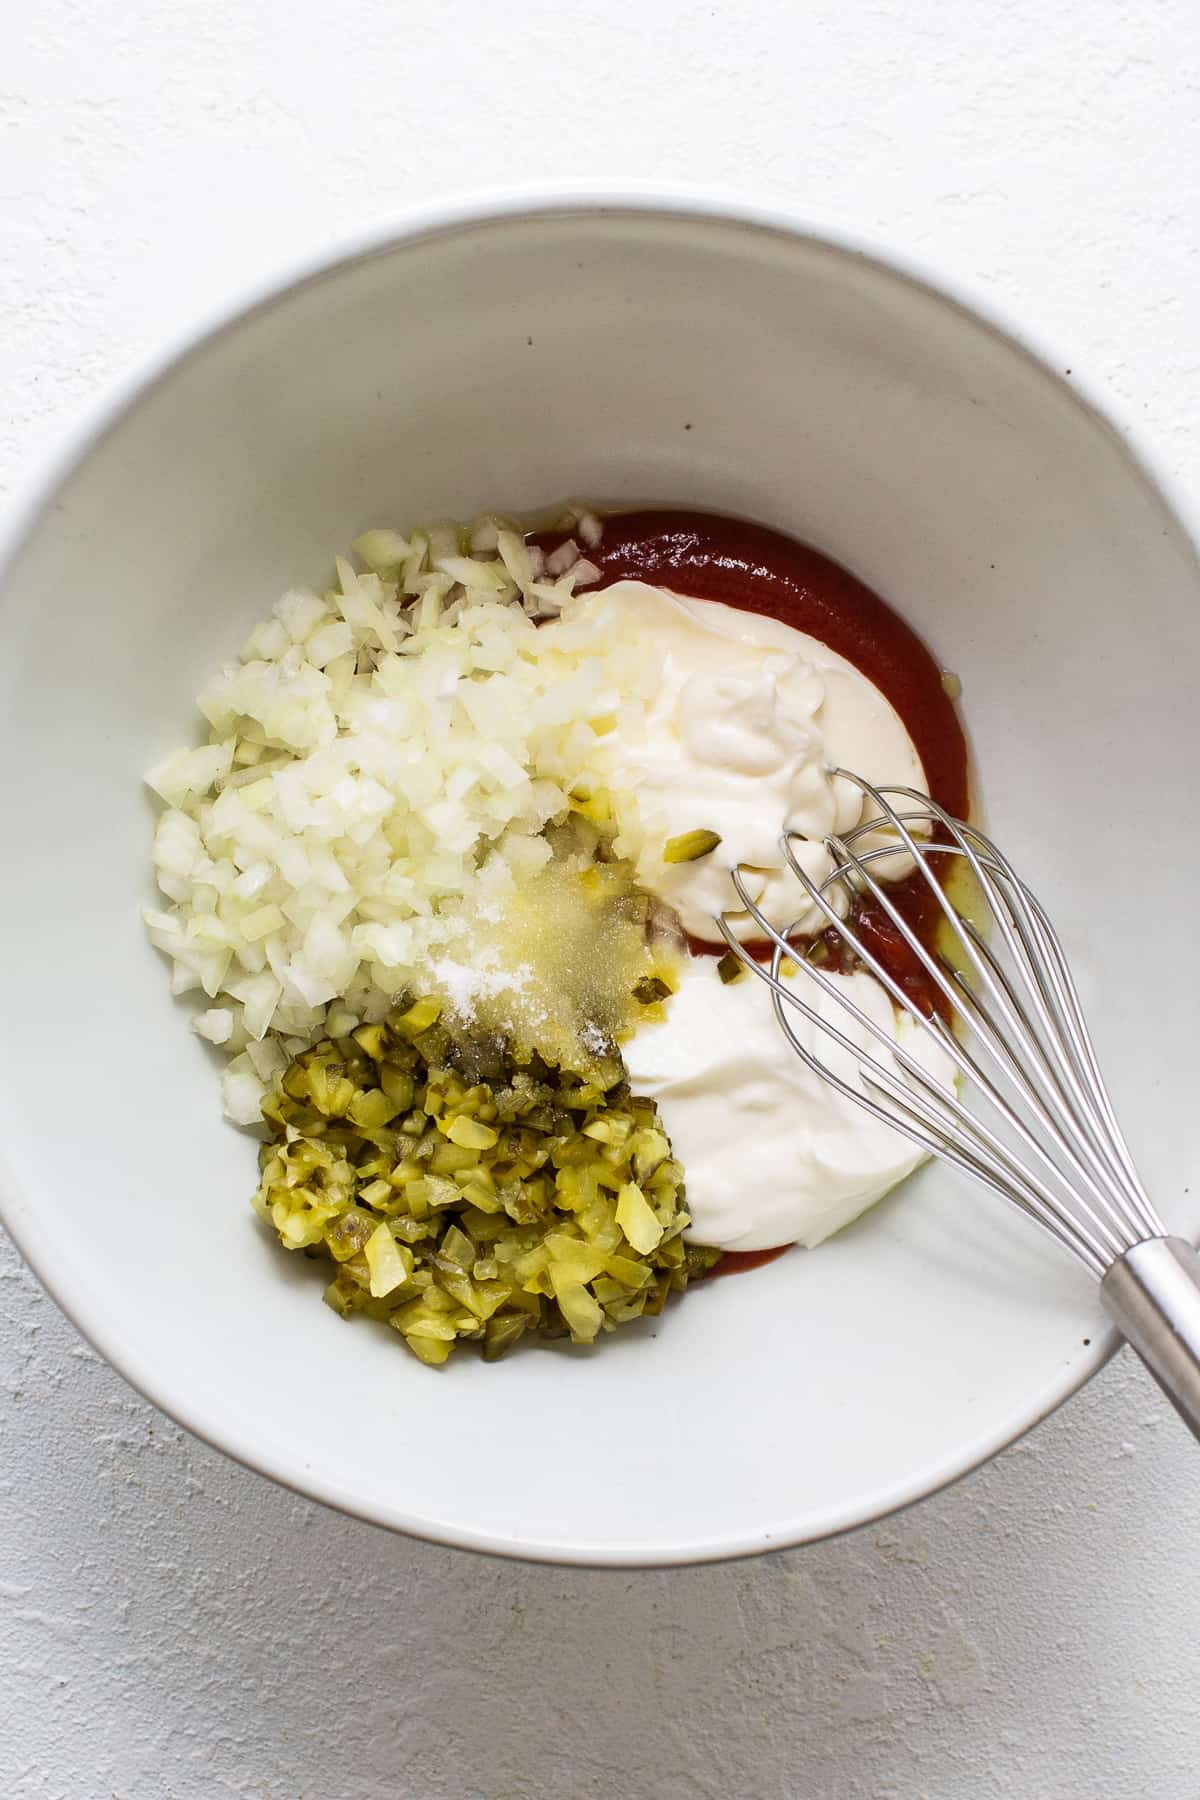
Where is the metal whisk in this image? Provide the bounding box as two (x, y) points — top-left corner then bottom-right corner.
(717, 770), (1200, 1439)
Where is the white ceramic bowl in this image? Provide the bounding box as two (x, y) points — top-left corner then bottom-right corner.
(2, 195), (1199, 1566)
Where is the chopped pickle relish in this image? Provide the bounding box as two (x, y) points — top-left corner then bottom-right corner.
(254, 998), (720, 1365)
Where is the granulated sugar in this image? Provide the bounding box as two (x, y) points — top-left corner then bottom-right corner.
(426, 951), (533, 1022)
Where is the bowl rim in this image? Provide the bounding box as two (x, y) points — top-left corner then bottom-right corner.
(1, 185), (1195, 1566)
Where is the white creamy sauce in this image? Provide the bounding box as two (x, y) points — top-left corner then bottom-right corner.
(625, 955), (956, 1251)
(572, 578), (944, 1251)
(570, 579), (926, 943)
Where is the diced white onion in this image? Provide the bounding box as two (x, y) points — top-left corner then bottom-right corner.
(144, 512), (647, 1121)
(193, 1007), (234, 1045)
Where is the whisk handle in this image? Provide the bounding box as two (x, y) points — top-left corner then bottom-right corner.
(1101, 1238), (1200, 1440)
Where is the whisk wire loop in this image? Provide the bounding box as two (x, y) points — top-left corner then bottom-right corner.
(810, 838), (1144, 1266)
(718, 869), (1115, 1273)
(837, 776), (1158, 1238)
(719, 777), (1168, 1279)
(831, 780), (1148, 1230)
(717, 770), (1200, 1440)
(774, 833), (1137, 1266)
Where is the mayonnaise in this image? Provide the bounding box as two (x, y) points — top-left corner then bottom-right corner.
(551, 576), (945, 1252)
(569, 580), (925, 942)
(625, 955), (955, 1251)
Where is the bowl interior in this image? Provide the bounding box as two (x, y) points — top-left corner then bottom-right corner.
(2, 204), (1198, 1564)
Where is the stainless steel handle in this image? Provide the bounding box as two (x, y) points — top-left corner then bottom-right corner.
(1101, 1237), (1200, 1440)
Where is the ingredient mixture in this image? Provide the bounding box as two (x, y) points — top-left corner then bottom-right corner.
(145, 505), (967, 1362)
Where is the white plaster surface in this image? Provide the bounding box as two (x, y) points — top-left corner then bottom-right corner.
(3, 2), (1200, 1794)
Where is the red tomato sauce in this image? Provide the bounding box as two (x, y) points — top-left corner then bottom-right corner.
(709, 1245), (793, 1279)
(533, 509), (970, 1277)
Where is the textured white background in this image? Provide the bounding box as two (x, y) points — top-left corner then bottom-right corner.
(3, 3), (1200, 1796)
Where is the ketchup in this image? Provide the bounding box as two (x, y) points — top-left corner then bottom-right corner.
(533, 509), (970, 1277)
(709, 1246), (792, 1279)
